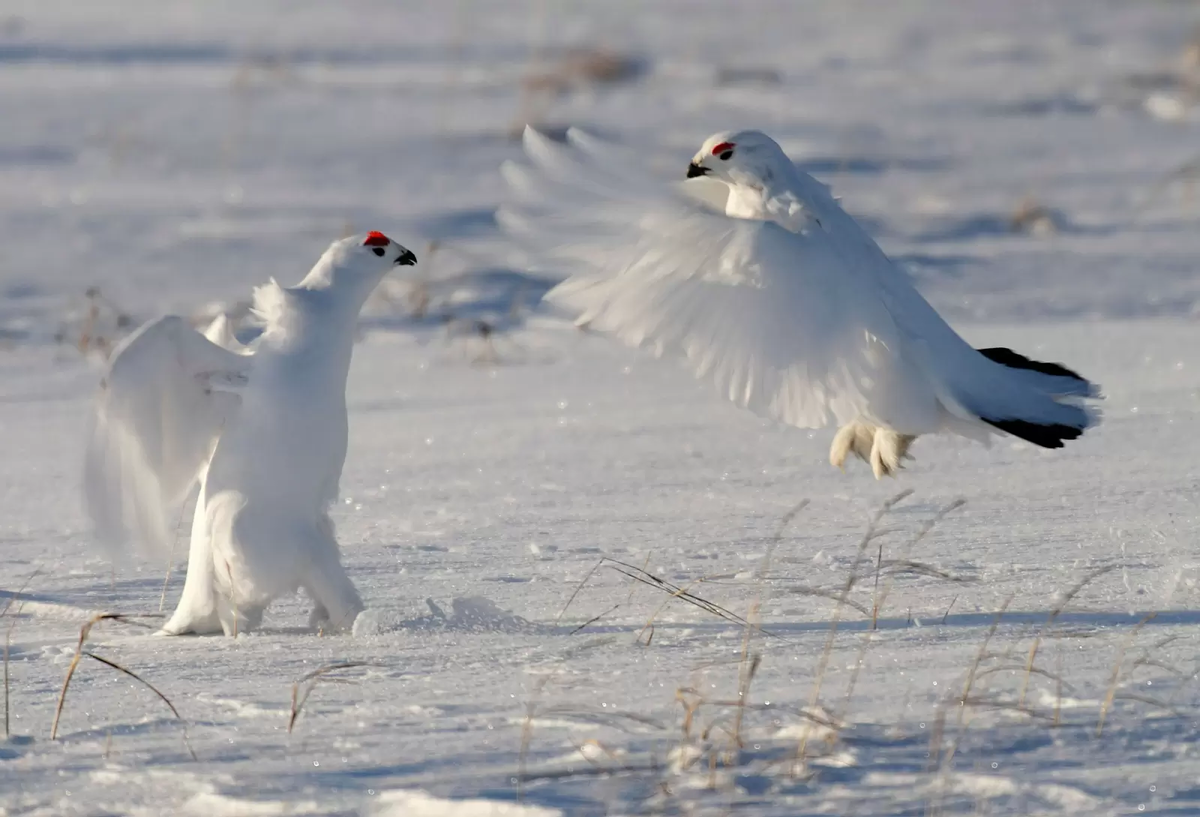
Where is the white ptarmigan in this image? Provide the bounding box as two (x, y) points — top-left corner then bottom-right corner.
(500, 128), (1099, 477)
(84, 232), (417, 635)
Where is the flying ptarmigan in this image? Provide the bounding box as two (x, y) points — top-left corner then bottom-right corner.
(500, 128), (1099, 477)
(84, 232), (417, 635)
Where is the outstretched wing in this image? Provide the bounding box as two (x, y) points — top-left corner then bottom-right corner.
(500, 128), (905, 430)
(84, 315), (252, 557)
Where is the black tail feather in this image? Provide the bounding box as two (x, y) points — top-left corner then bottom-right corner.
(975, 347), (1095, 448)
(977, 347), (1087, 383)
(981, 418), (1083, 449)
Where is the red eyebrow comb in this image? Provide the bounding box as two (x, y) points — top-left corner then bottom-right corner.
(363, 231), (390, 247)
(710, 141), (735, 156)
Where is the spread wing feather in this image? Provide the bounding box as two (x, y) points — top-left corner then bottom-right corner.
(500, 127), (906, 430)
(83, 315), (252, 557)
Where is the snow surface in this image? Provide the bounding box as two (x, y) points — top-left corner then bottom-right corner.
(2, 1), (1200, 814)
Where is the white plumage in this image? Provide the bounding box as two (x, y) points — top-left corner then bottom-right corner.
(84, 232), (417, 635)
(501, 128), (1099, 477)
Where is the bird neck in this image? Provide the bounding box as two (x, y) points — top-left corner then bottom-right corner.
(296, 259), (385, 318)
(254, 265), (380, 367)
(724, 167), (817, 233)
(252, 288), (359, 399)
(723, 183), (770, 220)
(723, 160), (797, 217)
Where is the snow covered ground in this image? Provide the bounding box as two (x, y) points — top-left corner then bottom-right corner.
(2, 1), (1200, 814)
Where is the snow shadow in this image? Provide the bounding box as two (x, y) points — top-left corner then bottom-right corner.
(0, 41), (534, 68)
(563, 608), (1200, 639)
(0, 736), (34, 761)
(0, 588), (65, 607)
(355, 596), (549, 636)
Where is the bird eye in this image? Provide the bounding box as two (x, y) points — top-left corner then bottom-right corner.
(371, 247), (386, 257)
(719, 150), (733, 161)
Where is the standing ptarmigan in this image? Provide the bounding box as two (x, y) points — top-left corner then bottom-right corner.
(84, 232), (417, 635)
(500, 128), (1099, 477)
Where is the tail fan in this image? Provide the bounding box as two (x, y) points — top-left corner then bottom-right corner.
(973, 346), (1097, 449)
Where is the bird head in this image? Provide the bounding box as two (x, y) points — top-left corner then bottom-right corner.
(334, 231), (418, 271)
(686, 130), (791, 189)
(299, 231), (418, 301)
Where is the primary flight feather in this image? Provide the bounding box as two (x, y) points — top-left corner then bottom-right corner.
(500, 128), (1099, 477)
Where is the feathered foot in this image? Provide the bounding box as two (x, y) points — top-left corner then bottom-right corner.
(830, 420), (916, 479)
(830, 421), (875, 471)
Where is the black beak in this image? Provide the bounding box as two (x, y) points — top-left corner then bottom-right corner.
(395, 249), (418, 266)
(686, 162), (710, 178)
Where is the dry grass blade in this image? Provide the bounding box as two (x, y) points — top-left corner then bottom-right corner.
(959, 695), (1052, 722)
(570, 603), (621, 635)
(929, 595), (1014, 774)
(288, 661), (376, 734)
(556, 557), (604, 625)
(976, 663), (1073, 691)
(518, 675), (552, 803)
(3, 630), (9, 738)
(870, 497), (966, 628)
(625, 552), (654, 605)
(731, 593), (762, 754)
(2, 566), (40, 738)
(941, 595), (958, 624)
(0, 567), (41, 620)
(732, 653), (761, 751)
(842, 627), (875, 716)
(82, 652), (197, 760)
(51, 613), (160, 741)
(1097, 612), (1158, 737)
(795, 490), (912, 771)
(1150, 634), (1181, 651)
(602, 560), (779, 639)
(535, 704), (665, 732)
(1018, 564), (1118, 708)
(852, 496), (965, 716)
(957, 597), (1013, 715)
(1131, 657), (1184, 677)
(4, 607), (23, 738)
(770, 499), (810, 546)
(703, 700), (842, 729)
(879, 559), (972, 582)
(807, 490), (911, 707)
(788, 586), (871, 617)
(1111, 691), (1178, 716)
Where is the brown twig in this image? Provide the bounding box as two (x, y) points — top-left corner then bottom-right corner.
(288, 661), (376, 734)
